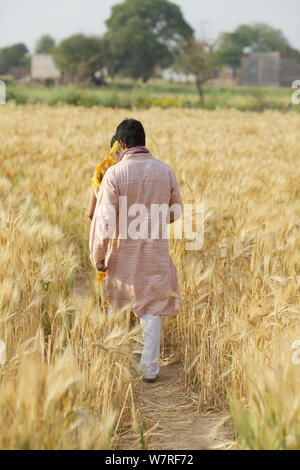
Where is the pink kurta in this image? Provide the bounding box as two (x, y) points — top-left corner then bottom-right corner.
(89, 151), (182, 317)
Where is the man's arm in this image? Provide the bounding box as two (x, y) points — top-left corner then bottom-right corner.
(87, 187), (97, 220)
(89, 170), (119, 270)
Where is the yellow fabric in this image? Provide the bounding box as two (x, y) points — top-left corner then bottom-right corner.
(91, 140), (121, 283)
(91, 140), (120, 189)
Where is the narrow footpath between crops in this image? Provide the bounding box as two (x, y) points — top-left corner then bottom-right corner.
(122, 361), (235, 450)
(73, 276), (235, 451)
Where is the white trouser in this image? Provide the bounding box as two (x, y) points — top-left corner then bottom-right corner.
(139, 313), (162, 379)
(107, 306), (162, 379)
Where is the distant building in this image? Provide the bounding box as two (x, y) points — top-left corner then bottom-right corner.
(218, 68), (234, 81)
(31, 54), (61, 83)
(9, 66), (29, 81)
(160, 68), (195, 83)
(208, 67), (236, 86)
(240, 52), (300, 87)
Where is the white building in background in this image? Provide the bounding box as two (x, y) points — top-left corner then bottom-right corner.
(161, 68), (195, 83)
(31, 54), (61, 82)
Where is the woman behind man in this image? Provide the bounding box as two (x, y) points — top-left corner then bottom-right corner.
(87, 135), (120, 221)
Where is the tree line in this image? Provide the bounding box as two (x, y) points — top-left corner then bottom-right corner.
(1, 0), (299, 104)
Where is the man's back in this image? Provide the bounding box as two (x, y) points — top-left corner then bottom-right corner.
(111, 152), (177, 208)
(90, 150), (182, 317)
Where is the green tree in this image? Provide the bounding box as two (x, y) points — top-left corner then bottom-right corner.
(175, 39), (216, 106)
(217, 23), (300, 70)
(215, 44), (242, 71)
(0, 43), (29, 74)
(35, 35), (56, 54)
(53, 34), (107, 83)
(105, 0), (193, 82)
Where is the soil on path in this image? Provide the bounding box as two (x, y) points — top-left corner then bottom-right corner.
(125, 361), (234, 450)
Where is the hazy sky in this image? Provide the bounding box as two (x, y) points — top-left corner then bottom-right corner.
(1, 0), (299, 52)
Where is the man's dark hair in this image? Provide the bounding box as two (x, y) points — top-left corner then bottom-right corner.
(111, 135), (117, 148)
(116, 119), (146, 149)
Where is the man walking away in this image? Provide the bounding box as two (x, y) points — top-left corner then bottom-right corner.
(89, 119), (183, 382)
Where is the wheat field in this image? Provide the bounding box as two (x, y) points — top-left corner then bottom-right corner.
(1, 103), (300, 449)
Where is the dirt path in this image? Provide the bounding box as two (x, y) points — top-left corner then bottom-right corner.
(126, 362), (234, 450)
(73, 277), (234, 450)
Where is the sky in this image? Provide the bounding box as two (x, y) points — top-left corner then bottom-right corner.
(0, 0), (300, 52)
